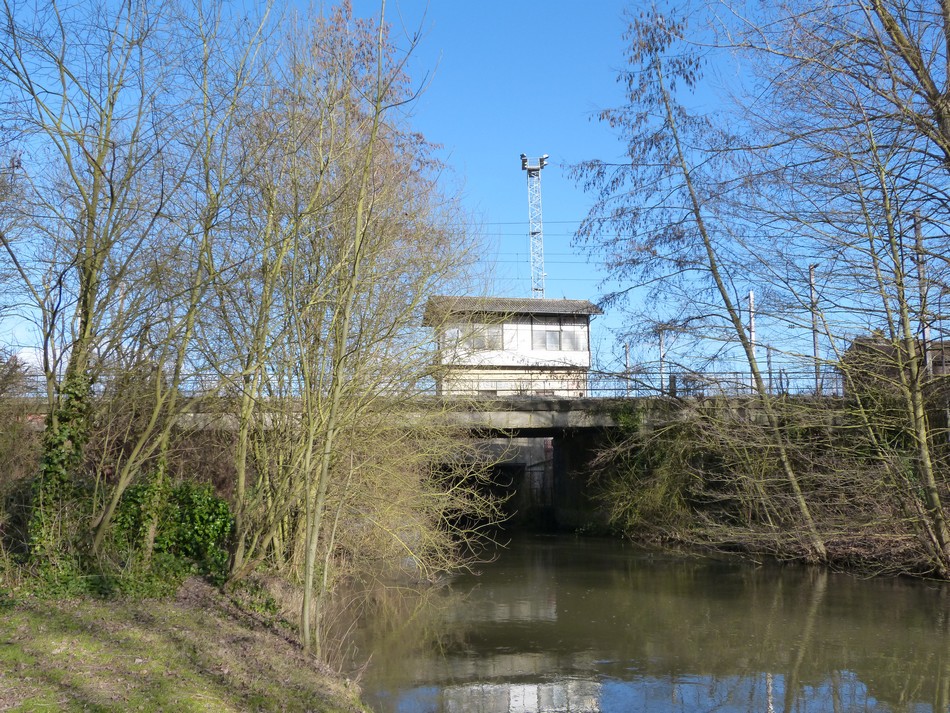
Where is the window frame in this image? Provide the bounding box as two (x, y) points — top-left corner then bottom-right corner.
(532, 315), (586, 351)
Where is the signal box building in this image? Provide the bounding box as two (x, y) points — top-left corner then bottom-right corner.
(424, 296), (602, 397)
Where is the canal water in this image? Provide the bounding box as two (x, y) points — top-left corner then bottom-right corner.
(351, 534), (950, 713)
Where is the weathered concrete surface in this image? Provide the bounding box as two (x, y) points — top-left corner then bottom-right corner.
(436, 394), (800, 434)
(439, 397), (630, 433)
(25, 394), (788, 436)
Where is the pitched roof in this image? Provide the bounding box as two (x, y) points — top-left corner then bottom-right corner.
(423, 295), (603, 325)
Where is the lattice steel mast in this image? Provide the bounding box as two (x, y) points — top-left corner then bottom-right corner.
(520, 153), (549, 298)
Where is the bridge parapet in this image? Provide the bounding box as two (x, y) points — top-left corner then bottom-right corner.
(435, 393), (813, 434)
(439, 397), (647, 434)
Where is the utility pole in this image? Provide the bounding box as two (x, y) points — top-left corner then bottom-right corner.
(915, 213), (933, 375)
(520, 153), (549, 298)
(624, 342), (631, 397)
(659, 329), (666, 396)
(748, 290), (756, 390)
(810, 264), (820, 394)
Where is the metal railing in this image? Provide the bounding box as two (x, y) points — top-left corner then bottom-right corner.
(9, 366), (846, 402)
(587, 367), (845, 399)
(428, 367), (844, 399)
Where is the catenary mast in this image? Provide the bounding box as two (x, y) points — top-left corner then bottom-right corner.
(520, 153), (548, 298)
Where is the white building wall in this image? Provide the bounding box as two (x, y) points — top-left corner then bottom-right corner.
(440, 368), (590, 397)
(436, 312), (595, 397)
(445, 317), (591, 370)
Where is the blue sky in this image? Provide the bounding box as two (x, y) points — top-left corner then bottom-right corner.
(350, 0), (638, 360)
(2, 1), (643, 370)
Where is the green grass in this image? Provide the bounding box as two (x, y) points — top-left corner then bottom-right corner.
(0, 578), (367, 712)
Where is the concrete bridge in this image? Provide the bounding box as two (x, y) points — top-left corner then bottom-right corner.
(437, 397), (646, 532)
(440, 394), (789, 531)
(437, 394), (776, 435)
(12, 380), (843, 536)
(12, 385), (796, 532)
(441, 397), (624, 434)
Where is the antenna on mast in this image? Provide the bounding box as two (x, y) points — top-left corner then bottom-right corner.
(520, 153), (548, 298)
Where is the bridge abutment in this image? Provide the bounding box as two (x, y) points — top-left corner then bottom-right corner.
(485, 430), (612, 533)
(551, 430), (611, 532)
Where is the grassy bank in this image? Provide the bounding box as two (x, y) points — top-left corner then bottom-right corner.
(0, 577), (368, 712)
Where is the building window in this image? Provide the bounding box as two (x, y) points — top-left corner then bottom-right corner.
(561, 321), (583, 351)
(463, 323), (503, 350)
(444, 322), (503, 351)
(532, 317), (560, 350)
(532, 316), (586, 351)
(442, 325), (462, 350)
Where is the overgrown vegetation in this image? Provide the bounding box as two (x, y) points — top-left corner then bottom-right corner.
(577, 1), (950, 579)
(0, 0), (501, 676)
(596, 393), (950, 576)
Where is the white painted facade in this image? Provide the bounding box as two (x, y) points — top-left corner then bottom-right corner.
(425, 297), (602, 397)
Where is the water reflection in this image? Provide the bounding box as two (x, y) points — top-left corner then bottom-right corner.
(353, 535), (950, 713)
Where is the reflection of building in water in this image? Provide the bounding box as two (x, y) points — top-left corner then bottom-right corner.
(443, 679), (600, 713)
(388, 670), (904, 713)
(441, 547), (558, 626)
(443, 589), (557, 624)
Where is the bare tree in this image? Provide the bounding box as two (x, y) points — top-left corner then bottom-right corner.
(577, 1), (950, 576)
(0, 0), (184, 556)
(573, 8), (826, 561)
(0, 1), (501, 651)
(174, 3), (499, 652)
(726, 0), (950, 574)
(0, 0), (273, 558)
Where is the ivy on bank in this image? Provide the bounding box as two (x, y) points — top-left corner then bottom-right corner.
(4, 466), (233, 598)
